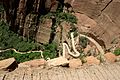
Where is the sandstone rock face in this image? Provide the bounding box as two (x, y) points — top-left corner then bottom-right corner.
(69, 59), (82, 68)
(0, 0), (59, 38)
(16, 0), (27, 33)
(18, 59), (46, 67)
(0, 58), (18, 71)
(23, 13), (38, 39)
(85, 56), (100, 65)
(104, 52), (116, 63)
(66, 0), (120, 49)
(56, 21), (71, 44)
(91, 1), (120, 49)
(45, 0), (59, 12)
(36, 19), (52, 44)
(66, 0), (111, 18)
(74, 13), (97, 32)
(47, 57), (69, 66)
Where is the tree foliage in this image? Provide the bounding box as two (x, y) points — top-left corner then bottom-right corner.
(0, 21), (42, 51)
(43, 42), (57, 59)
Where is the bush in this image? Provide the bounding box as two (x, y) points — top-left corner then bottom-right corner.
(43, 42), (57, 59)
(114, 48), (120, 56)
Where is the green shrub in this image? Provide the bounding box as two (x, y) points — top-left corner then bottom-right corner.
(79, 37), (88, 48)
(114, 48), (120, 56)
(56, 12), (77, 24)
(43, 42), (57, 59)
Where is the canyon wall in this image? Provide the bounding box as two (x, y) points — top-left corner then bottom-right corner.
(0, 0), (120, 49)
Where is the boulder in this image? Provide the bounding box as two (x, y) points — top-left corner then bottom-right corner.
(47, 57), (69, 66)
(18, 59), (46, 68)
(69, 59), (82, 68)
(104, 52), (116, 63)
(85, 56), (100, 65)
(0, 58), (18, 71)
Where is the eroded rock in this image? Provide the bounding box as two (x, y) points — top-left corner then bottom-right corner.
(74, 13), (97, 32)
(18, 59), (46, 68)
(0, 58), (18, 71)
(36, 19), (52, 44)
(85, 56), (100, 65)
(47, 57), (69, 66)
(104, 52), (116, 63)
(69, 59), (82, 68)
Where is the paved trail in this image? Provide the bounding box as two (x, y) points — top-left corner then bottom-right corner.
(0, 62), (120, 80)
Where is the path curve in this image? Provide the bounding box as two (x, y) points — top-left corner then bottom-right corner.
(62, 32), (105, 58)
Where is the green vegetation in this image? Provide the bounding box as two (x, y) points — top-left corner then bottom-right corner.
(39, 10), (78, 59)
(43, 42), (57, 60)
(40, 12), (77, 34)
(68, 24), (78, 38)
(114, 48), (120, 56)
(0, 42), (57, 63)
(0, 21), (57, 62)
(0, 21), (43, 62)
(40, 12), (77, 25)
(79, 37), (88, 48)
(0, 21), (42, 51)
(0, 50), (42, 63)
(0, 43), (57, 62)
(0, 3), (77, 62)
